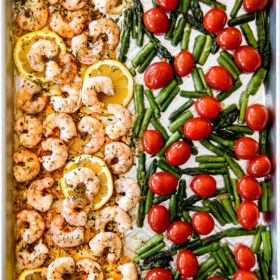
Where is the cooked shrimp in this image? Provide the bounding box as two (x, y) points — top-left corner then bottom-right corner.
(61, 0), (88, 10)
(50, 215), (84, 247)
(89, 18), (120, 50)
(13, 150), (40, 183)
(46, 52), (77, 85)
(104, 142), (133, 174)
(95, 206), (132, 233)
(106, 104), (132, 140)
(72, 33), (104, 65)
(14, 115), (43, 148)
(47, 257), (75, 280)
(50, 12), (85, 39)
(115, 178), (141, 212)
(82, 76), (114, 113)
(17, 210), (45, 244)
(64, 167), (100, 200)
(43, 113), (77, 141)
(76, 258), (104, 280)
(118, 263), (138, 280)
(41, 138), (68, 172)
(89, 232), (122, 263)
(27, 177), (54, 212)
(18, 80), (47, 114)
(78, 116), (105, 154)
(27, 39), (59, 72)
(16, 239), (48, 269)
(16, 0), (48, 31)
(93, 0), (120, 14)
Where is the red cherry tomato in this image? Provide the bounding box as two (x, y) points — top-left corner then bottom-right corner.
(167, 221), (193, 244)
(234, 46), (262, 73)
(243, 0), (268, 12)
(177, 250), (199, 278)
(237, 202), (259, 230)
(143, 8), (169, 34)
(247, 155), (271, 178)
(195, 97), (221, 119)
(233, 269), (258, 280)
(234, 244), (256, 270)
(166, 141), (192, 166)
(144, 62), (173, 89)
(216, 27), (242, 50)
(183, 117), (213, 141)
(203, 8), (227, 33)
(245, 104), (269, 131)
(148, 205), (170, 234)
(235, 137), (259, 159)
(145, 268), (172, 280)
(206, 66), (233, 91)
(237, 176), (262, 201)
(149, 172), (178, 196)
(190, 175), (217, 198)
(156, 0), (179, 11)
(192, 212), (214, 235)
(142, 130), (163, 155)
(207, 278), (223, 280)
(174, 51), (195, 77)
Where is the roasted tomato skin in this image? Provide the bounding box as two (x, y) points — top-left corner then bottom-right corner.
(145, 268), (172, 280)
(190, 175), (217, 198)
(177, 250), (199, 278)
(183, 117), (213, 141)
(245, 104), (269, 131)
(235, 137), (259, 159)
(192, 212), (214, 235)
(216, 27), (242, 50)
(167, 221), (193, 244)
(142, 130), (163, 155)
(166, 141), (192, 166)
(237, 202), (259, 230)
(247, 155), (272, 178)
(243, 0), (268, 13)
(174, 51), (195, 77)
(203, 8), (227, 33)
(143, 8), (169, 34)
(206, 66), (233, 91)
(237, 176), (262, 201)
(234, 244), (256, 270)
(195, 97), (221, 119)
(148, 205), (170, 234)
(156, 0), (179, 11)
(149, 172), (178, 196)
(233, 269), (258, 280)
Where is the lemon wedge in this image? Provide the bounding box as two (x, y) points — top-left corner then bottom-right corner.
(18, 268), (47, 280)
(108, 0), (128, 14)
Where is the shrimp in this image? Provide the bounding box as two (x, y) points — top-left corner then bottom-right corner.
(82, 76), (114, 113)
(105, 104), (132, 140)
(78, 116), (105, 154)
(13, 150), (40, 183)
(51, 82), (82, 113)
(41, 138), (68, 172)
(27, 177), (54, 212)
(18, 80), (47, 114)
(115, 178), (141, 212)
(118, 263), (138, 280)
(16, 0), (48, 31)
(64, 167), (100, 200)
(72, 33), (104, 65)
(46, 52), (77, 85)
(76, 258), (104, 280)
(104, 142), (133, 175)
(16, 239), (48, 269)
(43, 113), (77, 141)
(14, 115), (43, 148)
(93, 0), (120, 14)
(17, 210), (45, 244)
(61, 197), (88, 227)
(61, 0), (88, 10)
(50, 215), (84, 247)
(50, 12), (85, 39)
(95, 206), (132, 233)
(89, 232), (122, 263)
(27, 39), (59, 72)
(47, 257), (75, 280)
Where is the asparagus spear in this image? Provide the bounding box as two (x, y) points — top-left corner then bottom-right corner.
(177, 180), (187, 214)
(150, 117), (169, 141)
(212, 251), (230, 277)
(247, 68), (267, 95)
(160, 86), (180, 112)
(133, 113), (145, 138)
(169, 99), (195, 122)
(138, 49), (157, 73)
(165, 11), (180, 40)
(137, 153), (146, 189)
(198, 35), (212, 65)
(230, 0), (243, 18)
(200, 139), (224, 156)
(168, 111), (193, 133)
(157, 158), (183, 179)
(191, 68), (204, 91)
(132, 8), (137, 39)
(196, 156), (225, 162)
(155, 79), (177, 105)
(223, 173), (234, 201)
(190, 0), (204, 22)
(227, 125), (254, 135)
(181, 23), (192, 51)
(217, 80), (242, 102)
(220, 50), (242, 75)
(132, 42), (155, 68)
(259, 127), (268, 155)
(241, 23), (258, 49)
(134, 0), (144, 46)
(199, 0), (226, 9)
(136, 234), (164, 255)
(212, 199), (233, 224)
(180, 91), (208, 98)
(153, 194), (171, 205)
(193, 35), (206, 62)
(119, 10), (132, 63)
(183, 168), (228, 175)
(169, 194), (178, 222)
(202, 199), (227, 226)
(135, 84), (145, 114)
(172, 17), (186, 46)
(232, 179), (241, 209)
(137, 242), (165, 260)
(208, 134), (235, 149)
(181, 0), (190, 12)
(224, 153), (245, 179)
(228, 13), (256, 27)
(145, 189), (154, 214)
(157, 131), (181, 157)
(261, 231), (272, 261)
(212, 106), (239, 130)
(257, 251), (269, 280)
(217, 56), (239, 81)
(198, 67), (213, 96)
(217, 249), (235, 276)
(138, 108), (153, 138)
(195, 257), (216, 278)
(222, 198), (239, 225)
(192, 242), (221, 256)
(199, 162), (226, 169)
(261, 182), (268, 212)
(223, 244), (239, 273)
(251, 225), (266, 253)
(239, 91), (250, 124)
(145, 89), (160, 119)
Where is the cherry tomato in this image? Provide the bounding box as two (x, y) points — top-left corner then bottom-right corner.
(216, 27), (242, 50)
(145, 268), (172, 280)
(142, 130), (163, 155)
(143, 8), (169, 34)
(247, 155), (272, 178)
(234, 244), (256, 270)
(245, 104), (269, 131)
(243, 0), (268, 12)
(183, 117), (213, 141)
(174, 51), (195, 77)
(149, 172), (178, 196)
(237, 176), (262, 201)
(233, 269), (258, 280)
(203, 8), (227, 33)
(156, 0), (179, 11)
(235, 137), (259, 159)
(167, 221), (193, 244)
(177, 250), (199, 278)
(237, 202), (259, 230)
(166, 141), (192, 166)
(192, 212), (214, 235)
(190, 175), (217, 198)
(234, 46), (262, 73)
(148, 205), (170, 234)
(206, 66), (233, 91)
(195, 97), (221, 119)
(144, 62), (173, 89)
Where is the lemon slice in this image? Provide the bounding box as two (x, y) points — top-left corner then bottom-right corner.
(61, 155), (113, 210)
(18, 268), (47, 280)
(108, 0), (128, 14)
(13, 30), (66, 83)
(83, 59), (134, 115)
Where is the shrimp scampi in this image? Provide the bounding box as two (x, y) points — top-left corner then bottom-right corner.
(118, 263), (138, 280)
(47, 257), (75, 280)
(61, 0), (88, 10)
(76, 258), (104, 280)
(93, 0), (120, 14)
